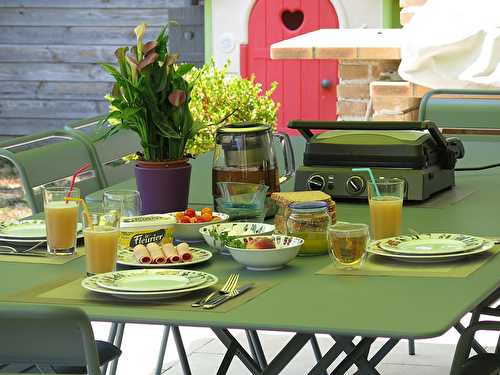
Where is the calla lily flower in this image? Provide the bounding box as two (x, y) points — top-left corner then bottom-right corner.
(168, 90), (187, 107)
(138, 52), (159, 71)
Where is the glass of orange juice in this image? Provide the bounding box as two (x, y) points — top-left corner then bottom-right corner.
(83, 208), (120, 276)
(43, 186), (80, 255)
(367, 177), (405, 240)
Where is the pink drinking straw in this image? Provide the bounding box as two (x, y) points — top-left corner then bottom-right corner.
(66, 163), (91, 202)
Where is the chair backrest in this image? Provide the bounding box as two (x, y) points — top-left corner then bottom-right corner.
(0, 130), (105, 213)
(0, 303), (101, 375)
(66, 117), (142, 187)
(418, 89), (500, 168)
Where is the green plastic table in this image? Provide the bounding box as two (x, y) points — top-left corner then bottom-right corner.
(2, 170), (500, 374)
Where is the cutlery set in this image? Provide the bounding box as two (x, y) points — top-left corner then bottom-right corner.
(192, 273), (253, 309)
(0, 240), (47, 257)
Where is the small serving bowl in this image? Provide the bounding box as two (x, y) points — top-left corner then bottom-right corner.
(225, 235), (303, 271)
(199, 222), (275, 252)
(167, 212), (229, 242)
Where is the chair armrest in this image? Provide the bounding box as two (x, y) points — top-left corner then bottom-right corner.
(450, 321), (500, 375)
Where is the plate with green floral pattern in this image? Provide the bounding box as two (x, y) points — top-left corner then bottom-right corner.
(82, 271), (218, 300)
(95, 269), (208, 292)
(379, 233), (486, 255)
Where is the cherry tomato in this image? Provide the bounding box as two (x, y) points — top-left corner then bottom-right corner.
(180, 215), (191, 223)
(200, 207), (212, 216)
(184, 208), (196, 217)
(201, 213), (212, 222)
(189, 217), (197, 223)
(195, 216), (206, 223)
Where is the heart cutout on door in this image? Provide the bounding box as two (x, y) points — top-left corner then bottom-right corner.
(281, 9), (304, 31)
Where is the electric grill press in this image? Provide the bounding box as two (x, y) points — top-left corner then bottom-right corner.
(290, 121), (465, 201)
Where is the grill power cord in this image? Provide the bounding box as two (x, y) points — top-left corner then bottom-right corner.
(456, 162), (500, 171)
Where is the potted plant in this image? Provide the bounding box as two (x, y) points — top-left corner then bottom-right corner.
(185, 59), (279, 156)
(100, 23), (202, 214)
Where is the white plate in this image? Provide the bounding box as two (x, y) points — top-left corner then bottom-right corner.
(379, 233), (486, 255)
(0, 220), (83, 240)
(225, 235), (303, 271)
(82, 271), (218, 300)
(116, 247), (213, 268)
(95, 269), (208, 292)
(368, 239), (495, 263)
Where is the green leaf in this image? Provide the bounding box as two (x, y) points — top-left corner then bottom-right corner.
(175, 63), (195, 78)
(114, 47), (129, 77)
(155, 25), (169, 61)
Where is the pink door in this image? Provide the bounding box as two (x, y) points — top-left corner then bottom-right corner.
(240, 0), (339, 134)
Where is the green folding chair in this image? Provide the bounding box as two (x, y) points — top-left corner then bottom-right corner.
(418, 88), (500, 168)
(0, 130), (105, 214)
(418, 88), (500, 357)
(64, 117), (141, 188)
(450, 321), (500, 375)
(0, 303), (120, 374)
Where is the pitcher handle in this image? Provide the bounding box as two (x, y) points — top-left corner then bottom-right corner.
(274, 132), (296, 184)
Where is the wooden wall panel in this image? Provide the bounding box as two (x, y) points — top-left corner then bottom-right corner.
(0, 1), (203, 137)
(2, 0), (193, 8)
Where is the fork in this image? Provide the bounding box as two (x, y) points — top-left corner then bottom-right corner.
(191, 273), (239, 307)
(408, 228), (420, 239)
(0, 240), (46, 254)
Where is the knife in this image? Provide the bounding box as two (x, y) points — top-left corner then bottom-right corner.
(203, 284), (254, 309)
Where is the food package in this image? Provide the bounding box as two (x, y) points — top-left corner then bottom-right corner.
(271, 191), (336, 234)
(119, 214), (175, 249)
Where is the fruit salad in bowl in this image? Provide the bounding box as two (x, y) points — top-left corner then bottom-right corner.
(225, 235), (303, 271)
(169, 207), (229, 242)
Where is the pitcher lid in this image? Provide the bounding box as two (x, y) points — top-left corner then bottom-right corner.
(216, 122), (271, 134)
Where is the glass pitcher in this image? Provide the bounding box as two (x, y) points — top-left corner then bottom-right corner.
(212, 122), (295, 217)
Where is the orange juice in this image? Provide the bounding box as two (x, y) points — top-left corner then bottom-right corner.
(45, 201), (79, 254)
(369, 196), (402, 240)
(84, 225), (119, 275)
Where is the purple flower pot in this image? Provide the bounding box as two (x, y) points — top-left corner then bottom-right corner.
(135, 161), (191, 215)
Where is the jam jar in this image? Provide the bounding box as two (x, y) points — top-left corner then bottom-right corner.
(286, 201), (331, 256)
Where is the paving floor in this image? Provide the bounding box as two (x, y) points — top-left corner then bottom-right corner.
(92, 313), (499, 375)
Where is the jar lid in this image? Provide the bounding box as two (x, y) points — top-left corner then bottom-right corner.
(289, 201), (328, 212)
(216, 122), (271, 134)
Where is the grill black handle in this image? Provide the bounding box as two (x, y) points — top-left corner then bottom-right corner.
(288, 120), (460, 169)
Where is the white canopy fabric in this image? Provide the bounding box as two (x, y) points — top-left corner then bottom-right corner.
(398, 0), (500, 89)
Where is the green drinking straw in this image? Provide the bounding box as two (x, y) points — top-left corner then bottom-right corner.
(352, 168), (380, 196)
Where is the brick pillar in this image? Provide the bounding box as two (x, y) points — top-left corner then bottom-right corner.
(370, 81), (430, 121)
(337, 60), (400, 120)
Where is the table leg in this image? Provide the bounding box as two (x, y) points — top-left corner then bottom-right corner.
(454, 321), (487, 356)
(310, 335), (327, 375)
(311, 335), (397, 375)
(246, 330), (267, 370)
(329, 338), (377, 375)
(172, 326), (192, 375)
(408, 339), (416, 355)
(216, 340), (238, 375)
(308, 340), (347, 375)
(154, 325), (171, 375)
(108, 322), (125, 375)
(212, 328), (261, 375)
(332, 336), (378, 374)
(368, 338), (399, 367)
(102, 322), (119, 375)
(260, 333), (313, 375)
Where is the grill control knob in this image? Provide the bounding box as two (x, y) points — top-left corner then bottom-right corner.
(307, 175), (325, 191)
(346, 175), (365, 195)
